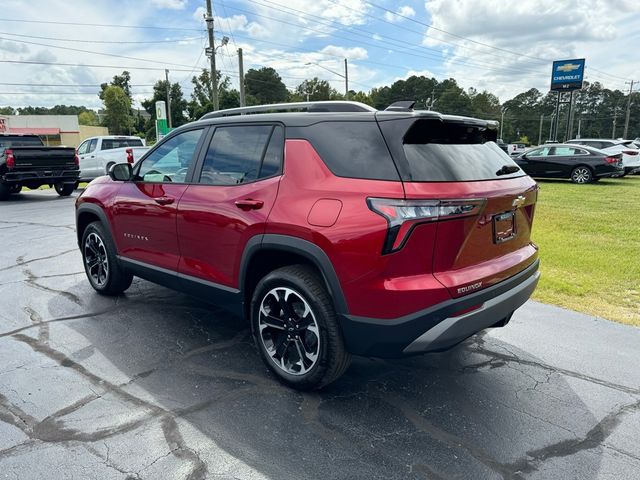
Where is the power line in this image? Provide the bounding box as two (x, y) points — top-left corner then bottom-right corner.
(0, 36), (202, 69)
(0, 31), (203, 44)
(0, 17), (202, 31)
(0, 82), (155, 87)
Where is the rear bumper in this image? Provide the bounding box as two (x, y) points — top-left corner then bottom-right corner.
(339, 259), (540, 358)
(2, 169), (79, 184)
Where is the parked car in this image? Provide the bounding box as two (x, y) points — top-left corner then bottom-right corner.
(77, 135), (149, 182)
(566, 138), (640, 175)
(76, 101), (540, 390)
(514, 144), (623, 183)
(496, 138), (509, 153)
(508, 143), (527, 156)
(0, 134), (79, 199)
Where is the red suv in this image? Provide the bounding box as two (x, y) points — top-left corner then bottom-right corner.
(76, 101), (540, 390)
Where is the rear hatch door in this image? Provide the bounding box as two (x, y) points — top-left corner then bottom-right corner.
(377, 114), (538, 298)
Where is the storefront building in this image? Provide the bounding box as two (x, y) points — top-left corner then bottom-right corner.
(0, 115), (108, 147)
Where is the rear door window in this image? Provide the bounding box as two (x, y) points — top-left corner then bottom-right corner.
(102, 138), (144, 150)
(401, 119), (524, 181)
(198, 125), (283, 185)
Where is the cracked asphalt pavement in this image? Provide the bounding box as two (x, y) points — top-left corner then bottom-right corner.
(1, 189), (639, 480)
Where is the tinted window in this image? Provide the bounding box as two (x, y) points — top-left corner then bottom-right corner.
(199, 125), (281, 185)
(88, 138), (98, 153)
(294, 121), (400, 181)
(102, 138), (144, 150)
(136, 129), (203, 183)
(0, 136), (43, 148)
(401, 119), (523, 181)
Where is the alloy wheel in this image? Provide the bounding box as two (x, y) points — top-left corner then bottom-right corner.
(572, 167), (591, 184)
(84, 232), (109, 287)
(258, 287), (320, 376)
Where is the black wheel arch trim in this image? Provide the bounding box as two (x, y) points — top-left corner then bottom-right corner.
(239, 233), (348, 314)
(76, 203), (112, 246)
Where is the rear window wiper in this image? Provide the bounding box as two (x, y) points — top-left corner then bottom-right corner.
(496, 165), (520, 176)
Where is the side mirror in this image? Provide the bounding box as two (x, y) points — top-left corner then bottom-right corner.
(108, 163), (132, 182)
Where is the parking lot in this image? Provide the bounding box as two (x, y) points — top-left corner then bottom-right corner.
(1, 189), (639, 480)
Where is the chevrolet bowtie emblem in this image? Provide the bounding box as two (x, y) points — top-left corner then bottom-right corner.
(512, 196), (525, 208)
(557, 63), (580, 72)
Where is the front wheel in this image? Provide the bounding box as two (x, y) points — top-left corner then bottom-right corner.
(250, 265), (351, 390)
(81, 221), (133, 295)
(570, 166), (593, 184)
(54, 182), (75, 196)
(9, 184), (22, 194)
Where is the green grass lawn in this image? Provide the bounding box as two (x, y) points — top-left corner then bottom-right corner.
(532, 175), (640, 326)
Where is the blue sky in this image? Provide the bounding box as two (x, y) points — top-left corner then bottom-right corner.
(0, 0), (639, 110)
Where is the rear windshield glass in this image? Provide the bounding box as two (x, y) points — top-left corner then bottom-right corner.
(0, 136), (43, 148)
(102, 138), (144, 150)
(402, 119), (524, 181)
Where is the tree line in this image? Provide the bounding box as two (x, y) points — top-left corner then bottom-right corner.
(1, 67), (638, 144)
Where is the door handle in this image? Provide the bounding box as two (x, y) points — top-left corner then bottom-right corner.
(235, 199), (264, 211)
(90, 156), (95, 158)
(154, 196), (175, 205)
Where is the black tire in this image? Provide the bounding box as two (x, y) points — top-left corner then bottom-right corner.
(81, 221), (133, 295)
(54, 182), (75, 196)
(250, 265), (351, 390)
(0, 183), (10, 200)
(570, 166), (593, 184)
(9, 184), (22, 194)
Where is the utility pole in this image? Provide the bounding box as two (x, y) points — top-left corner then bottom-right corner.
(538, 114), (544, 146)
(577, 117), (582, 138)
(165, 69), (172, 129)
(612, 107), (620, 138)
(205, 0), (218, 111)
(238, 48), (245, 107)
(500, 108), (508, 140)
(623, 80), (635, 139)
(344, 58), (349, 100)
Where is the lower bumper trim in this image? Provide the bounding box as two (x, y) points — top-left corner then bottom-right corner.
(403, 270), (539, 354)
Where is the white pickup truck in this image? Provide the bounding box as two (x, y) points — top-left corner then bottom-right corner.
(77, 136), (149, 182)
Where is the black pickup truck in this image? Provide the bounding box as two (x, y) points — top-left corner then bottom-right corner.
(0, 134), (79, 199)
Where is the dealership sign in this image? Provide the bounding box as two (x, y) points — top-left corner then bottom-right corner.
(550, 58), (585, 91)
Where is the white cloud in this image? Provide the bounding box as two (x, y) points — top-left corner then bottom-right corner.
(421, 0), (640, 99)
(150, 0), (187, 10)
(320, 45), (368, 60)
(384, 5), (416, 22)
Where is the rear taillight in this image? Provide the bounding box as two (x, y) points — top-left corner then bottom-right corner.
(623, 150), (638, 156)
(126, 148), (134, 164)
(604, 156), (619, 164)
(4, 149), (15, 169)
(368, 197), (485, 254)
(74, 149), (80, 166)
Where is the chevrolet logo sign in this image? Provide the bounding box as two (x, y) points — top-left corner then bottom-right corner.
(557, 63), (580, 73)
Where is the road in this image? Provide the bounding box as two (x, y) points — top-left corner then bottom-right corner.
(1, 189), (639, 480)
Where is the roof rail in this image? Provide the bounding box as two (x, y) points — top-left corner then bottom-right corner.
(200, 100), (376, 120)
(385, 100), (415, 112)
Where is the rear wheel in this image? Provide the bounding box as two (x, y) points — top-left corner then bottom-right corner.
(0, 183), (10, 200)
(570, 166), (593, 184)
(9, 184), (22, 194)
(250, 265), (351, 390)
(81, 221), (133, 295)
(54, 182), (75, 196)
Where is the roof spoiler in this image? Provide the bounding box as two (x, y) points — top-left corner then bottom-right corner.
(385, 101), (416, 112)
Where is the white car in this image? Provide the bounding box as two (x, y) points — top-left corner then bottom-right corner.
(567, 139), (640, 175)
(508, 143), (527, 156)
(77, 136), (150, 182)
